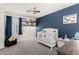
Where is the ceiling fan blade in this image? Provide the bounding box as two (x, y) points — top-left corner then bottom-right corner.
(27, 7), (40, 14)
(35, 11), (40, 12)
(33, 11), (40, 14)
(27, 10), (33, 12)
(27, 10), (30, 12)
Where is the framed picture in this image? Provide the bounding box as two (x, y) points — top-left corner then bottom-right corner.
(63, 13), (77, 24)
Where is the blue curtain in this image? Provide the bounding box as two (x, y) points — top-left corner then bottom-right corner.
(5, 16), (12, 36)
(19, 18), (22, 35)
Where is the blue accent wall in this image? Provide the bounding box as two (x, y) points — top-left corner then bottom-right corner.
(37, 4), (79, 39)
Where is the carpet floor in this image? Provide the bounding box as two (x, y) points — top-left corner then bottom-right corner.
(0, 39), (57, 55)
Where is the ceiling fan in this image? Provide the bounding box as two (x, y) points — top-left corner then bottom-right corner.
(27, 7), (40, 14)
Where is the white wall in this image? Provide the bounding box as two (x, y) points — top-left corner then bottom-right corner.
(5, 12), (25, 42)
(12, 17), (19, 36)
(5, 12), (36, 41)
(0, 8), (4, 49)
(0, 7), (37, 47)
(18, 17), (36, 41)
(22, 26), (36, 40)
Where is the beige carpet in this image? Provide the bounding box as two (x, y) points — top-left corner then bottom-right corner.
(0, 39), (57, 55)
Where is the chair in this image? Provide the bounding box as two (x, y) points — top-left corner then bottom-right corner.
(5, 35), (17, 47)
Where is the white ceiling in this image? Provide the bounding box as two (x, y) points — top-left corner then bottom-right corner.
(0, 3), (76, 18)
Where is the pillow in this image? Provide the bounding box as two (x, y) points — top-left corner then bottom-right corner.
(63, 38), (70, 41)
(58, 38), (63, 41)
(9, 36), (16, 41)
(74, 32), (79, 40)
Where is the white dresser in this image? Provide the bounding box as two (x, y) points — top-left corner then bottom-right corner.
(37, 28), (58, 50)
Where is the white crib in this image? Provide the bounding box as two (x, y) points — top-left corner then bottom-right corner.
(37, 28), (58, 50)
